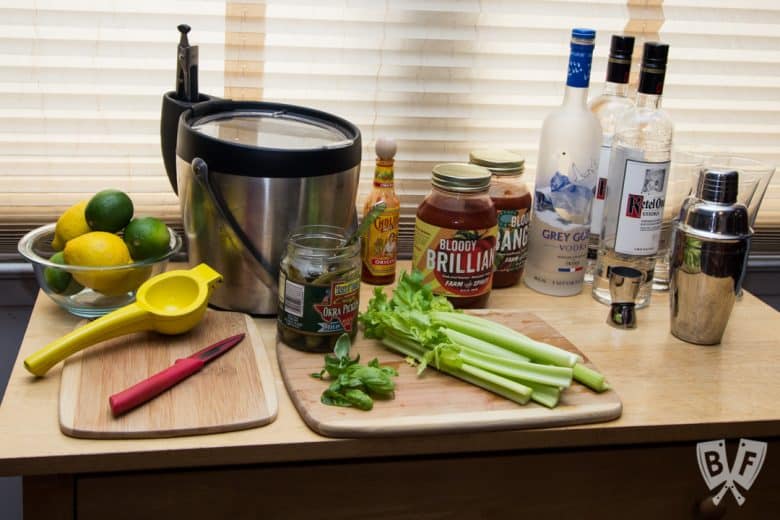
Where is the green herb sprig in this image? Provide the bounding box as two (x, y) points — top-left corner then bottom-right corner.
(311, 333), (398, 411)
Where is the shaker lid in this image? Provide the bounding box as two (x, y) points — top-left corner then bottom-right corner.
(468, 149), (525, 175)
(432, 163), (491, 192)
(679, 169), (751, 240)
(177, 100), (361, 178)
(695, 168), (739, 204)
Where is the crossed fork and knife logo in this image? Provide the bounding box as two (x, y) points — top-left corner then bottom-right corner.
(696, 438), (767, 506)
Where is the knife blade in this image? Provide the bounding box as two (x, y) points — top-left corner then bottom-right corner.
(108, 333), (245, 416)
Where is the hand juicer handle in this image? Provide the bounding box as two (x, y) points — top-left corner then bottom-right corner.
(109, 357), (205, 416)
(190, 158), (278, 296)
(24, 302), (151, 377)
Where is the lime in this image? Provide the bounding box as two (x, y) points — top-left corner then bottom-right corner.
(85, 189), (134, 233)
(63, 231), (132, 295)
(51, 200), (91, 251)
(123, 217), (171, 260)
(43, 252), (83, 295)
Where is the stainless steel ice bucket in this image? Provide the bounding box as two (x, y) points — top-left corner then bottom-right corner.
(173, 100), (361, 315)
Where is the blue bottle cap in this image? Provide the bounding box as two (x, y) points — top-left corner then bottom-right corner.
(572, 28), (596, 41)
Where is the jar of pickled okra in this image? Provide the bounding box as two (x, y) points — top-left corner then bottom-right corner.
(412, 163), (498, 308)
(277, 225), (361, 353)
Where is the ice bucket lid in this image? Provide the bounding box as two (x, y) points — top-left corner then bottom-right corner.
(177, 100), (361, 178)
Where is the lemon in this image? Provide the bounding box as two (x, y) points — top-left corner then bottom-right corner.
(51, 200), (91, 251)
(63, 231), (132, 295)
(43, 252), (83, 295)
(123, 217), (171, 260)
(85, 189), (134, 233)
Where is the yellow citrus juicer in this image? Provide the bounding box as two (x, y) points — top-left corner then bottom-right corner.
(24, 263), (223, 377)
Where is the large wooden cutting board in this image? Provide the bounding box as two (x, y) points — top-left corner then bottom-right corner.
(60, 310), (278, 439)
(278, 310), (621, 437)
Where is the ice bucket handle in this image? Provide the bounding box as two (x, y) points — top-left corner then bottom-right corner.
(191, 157), (278, 298)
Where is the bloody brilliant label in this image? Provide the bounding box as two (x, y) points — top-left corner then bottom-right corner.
(412, 220), (498, 298)
(278, 273), (360, 335)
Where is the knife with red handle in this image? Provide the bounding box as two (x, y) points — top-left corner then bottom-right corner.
(109, 333), (245, 416)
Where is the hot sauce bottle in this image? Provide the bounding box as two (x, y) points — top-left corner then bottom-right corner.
(361, 137), (400, 285)
(412, 163), (498, 308)
(469, 149), (532, 288)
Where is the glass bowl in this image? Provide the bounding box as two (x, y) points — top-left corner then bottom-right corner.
(18, 223), (183, 318)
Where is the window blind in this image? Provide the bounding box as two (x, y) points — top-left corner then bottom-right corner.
(1, 0), (778, 260)
(0, 1), (227, 258)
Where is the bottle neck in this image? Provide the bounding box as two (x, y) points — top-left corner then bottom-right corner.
(374, 160), (394, 188)
(635, 91), (662, 110)
(602, 81), (629, 98)
(563, 85), (589, 106)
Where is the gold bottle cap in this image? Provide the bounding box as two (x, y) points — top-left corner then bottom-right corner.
(431, 163), (491, 192)
(468, 149), (525, 176)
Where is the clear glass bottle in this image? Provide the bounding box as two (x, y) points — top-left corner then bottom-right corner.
(592, 42), (673, 308)
(412, 163), (497, 308)
(278, 225), (361, 353)
(469, 149), (532, 288)
(361, 137), (400, 285)
(585, 34), (636, 283)
(524, 28), (602, 296)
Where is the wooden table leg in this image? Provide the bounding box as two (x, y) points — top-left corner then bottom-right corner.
(22, 474), (74, 520)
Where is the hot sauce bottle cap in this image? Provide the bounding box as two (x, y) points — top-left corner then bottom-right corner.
(375, 137), (397, 161)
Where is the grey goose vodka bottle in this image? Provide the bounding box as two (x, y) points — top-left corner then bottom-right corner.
(592, 42), (673, 308)
(524, 28), (602, 296)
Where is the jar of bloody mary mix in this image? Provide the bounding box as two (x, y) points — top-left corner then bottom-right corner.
(469, 149), (532, 288)
(412, 163), (498, 308)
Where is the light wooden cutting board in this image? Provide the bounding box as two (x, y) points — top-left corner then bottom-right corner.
(59, 310), (278, 439)
(278, 310), (622, 437)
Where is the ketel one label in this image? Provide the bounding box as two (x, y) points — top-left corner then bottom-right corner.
(412, 221), (498, 298)
(279, 274), (360, 335)
(614, 158), (670, 256)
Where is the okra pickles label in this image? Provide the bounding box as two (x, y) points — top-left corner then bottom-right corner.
(278, 272), (360, 334)
(361, 206), (399, 276)
(614, 158), (671, 256)
(412, 220), (498, 298)
(496, 208), (529, 273)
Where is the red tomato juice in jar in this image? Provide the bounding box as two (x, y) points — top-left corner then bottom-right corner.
(412, 163), (498, 308)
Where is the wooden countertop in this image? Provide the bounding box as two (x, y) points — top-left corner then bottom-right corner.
(1, 266), (779, 476)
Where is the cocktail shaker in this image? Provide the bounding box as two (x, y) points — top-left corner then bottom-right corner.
(669, 169), (752, 345)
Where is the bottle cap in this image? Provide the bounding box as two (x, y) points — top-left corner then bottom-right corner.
(696, 169), (739, 204)
(572, 28), (596, 42)
(642, 42), (669, 70)
(468, 149), (525, 176)
(375, 137), (397, 161)
(609, 35), (635, 62)
(432, 163), (491, 193)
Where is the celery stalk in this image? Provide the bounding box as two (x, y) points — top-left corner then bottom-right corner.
(442, 328), (529, 362)
(431, 311), (581, 367)
(573, 363), (609, 392)
(457, 349), (573, 388)
(381, 337), (533, 405)
(448, 364), (532, 405)
(517, 380), (561, 408)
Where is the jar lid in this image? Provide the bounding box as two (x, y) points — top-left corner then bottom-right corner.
(432, 163), (491, 192)
(468, 149), (525, 175)
(178, 100), (361, 178)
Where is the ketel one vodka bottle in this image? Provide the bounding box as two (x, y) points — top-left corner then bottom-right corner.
(592, 42), (673, 308)
(584, 34), (635, 283)
(524, 28), (602, 296)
